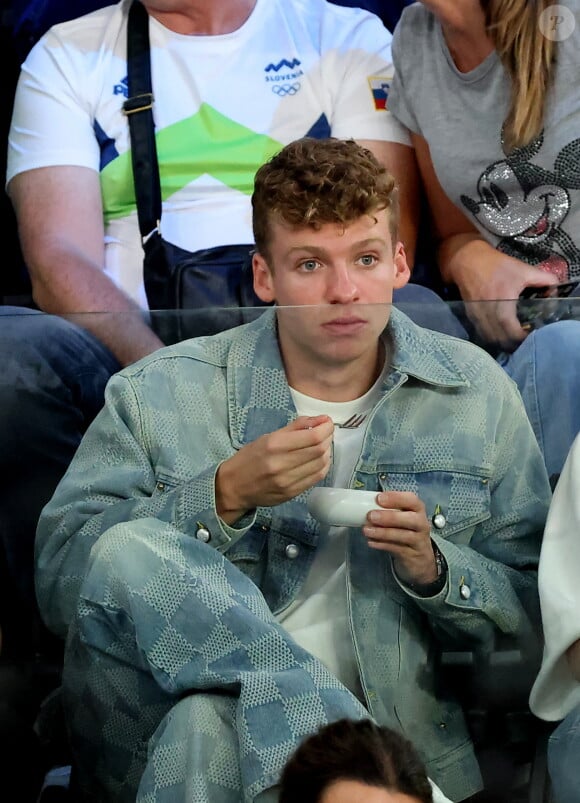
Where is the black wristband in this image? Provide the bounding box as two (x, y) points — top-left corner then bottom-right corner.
(404, 542), (448, 597)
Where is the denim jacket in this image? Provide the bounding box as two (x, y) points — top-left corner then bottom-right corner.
(36, 308), (551, 800)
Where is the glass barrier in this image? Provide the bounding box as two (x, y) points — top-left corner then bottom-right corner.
(4, 293), (580, 345)
(1, 298), (575, 802)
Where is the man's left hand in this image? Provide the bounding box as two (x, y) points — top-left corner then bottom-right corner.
(362, 491), (437, 586)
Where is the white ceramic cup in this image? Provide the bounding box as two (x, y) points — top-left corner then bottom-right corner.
(307, 487), (387, 527)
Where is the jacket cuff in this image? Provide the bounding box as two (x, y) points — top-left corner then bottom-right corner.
(175, 463), (257, 550)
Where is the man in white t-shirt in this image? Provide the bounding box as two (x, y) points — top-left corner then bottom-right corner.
(2, 0), (438, 660)
(7, 0), (417, 359)
(36, 138), (550, 802)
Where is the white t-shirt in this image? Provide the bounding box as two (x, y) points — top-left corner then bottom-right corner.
(278, 369), (384, 696)
(7, 0), (409, 308)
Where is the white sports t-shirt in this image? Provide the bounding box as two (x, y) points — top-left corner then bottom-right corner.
(7, 0), (409, 308)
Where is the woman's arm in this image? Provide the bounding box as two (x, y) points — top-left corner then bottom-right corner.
(413, 133), (558, 348)
(358, 139), (420, 268)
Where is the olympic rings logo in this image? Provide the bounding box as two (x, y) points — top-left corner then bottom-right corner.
(272, 83), (301, 96)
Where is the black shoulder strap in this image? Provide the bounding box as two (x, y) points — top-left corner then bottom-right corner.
(123, 0), (161, 240)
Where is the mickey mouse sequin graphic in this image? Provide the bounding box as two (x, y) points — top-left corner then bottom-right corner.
(461, 131), (580, 282)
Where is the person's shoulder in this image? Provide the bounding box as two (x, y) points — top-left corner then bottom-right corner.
(122, 315), (272, 381)
(429, 329), (517, 391)
(285, 0), (392, 38)
(396, 2), (433, 31)
(395, 309), (509, 380)
(392, 2), (435, 50)
(390, 2), (439, 80)
(122, 331), (240, 382)
(33, 1), (125, 53)
(392, 309), (507, 389)
(441, 333), (499, 368)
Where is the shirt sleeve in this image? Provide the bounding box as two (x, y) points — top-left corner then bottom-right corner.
(530, 435), (580, 721)
(320, 5), (410, 146)
(6, 28), (101, 187)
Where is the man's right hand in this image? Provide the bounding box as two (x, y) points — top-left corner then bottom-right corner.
(215, 415), (334, 525)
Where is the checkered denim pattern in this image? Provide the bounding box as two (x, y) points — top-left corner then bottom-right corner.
(38, 308), (552, 800)
(64, 518), (367, 801)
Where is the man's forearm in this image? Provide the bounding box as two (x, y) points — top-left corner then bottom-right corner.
(31, 263), (164, 365)
(359, 139), (420, 267)
(70, 310), (164, 366)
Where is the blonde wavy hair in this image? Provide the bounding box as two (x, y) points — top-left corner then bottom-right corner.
(483, 0), (557, 150)
(252, 137), (399, 260)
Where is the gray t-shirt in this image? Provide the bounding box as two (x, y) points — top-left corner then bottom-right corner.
(389, 2), (580, 281)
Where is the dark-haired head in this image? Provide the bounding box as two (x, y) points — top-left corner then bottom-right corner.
(279, 718), (433, 803)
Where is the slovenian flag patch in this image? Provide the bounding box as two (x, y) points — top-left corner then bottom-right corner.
(368, 75), (392, 110)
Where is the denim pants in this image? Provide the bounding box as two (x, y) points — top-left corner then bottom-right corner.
(0, 307), (120, 653)
(63, 518), (368, 802)
(547, 703), (580, 803)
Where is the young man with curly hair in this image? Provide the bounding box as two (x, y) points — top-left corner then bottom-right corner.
(36, 138), (550, 803)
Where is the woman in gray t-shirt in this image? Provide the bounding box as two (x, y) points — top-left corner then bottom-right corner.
(388, 0), (580, 479)
(390, 0), (580, 341)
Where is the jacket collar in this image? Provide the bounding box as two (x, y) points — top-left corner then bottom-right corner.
(388, 306), (471, 388)
(227, 307), (470, 448)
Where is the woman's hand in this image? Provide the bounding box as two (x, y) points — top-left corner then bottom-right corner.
(442, 236), (559, 350)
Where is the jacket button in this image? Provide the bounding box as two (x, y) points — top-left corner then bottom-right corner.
(156, 481), (166, 491)
(285, 544), (299, 559)
(196, 527), (211, 543)
(460, 583), (471, 600)
(379, 473), (387, 481)
(432, 513), (446, 529)
(261, 524), (270, 532)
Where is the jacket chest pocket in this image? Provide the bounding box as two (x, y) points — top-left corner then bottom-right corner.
(379, 470), (491, 544)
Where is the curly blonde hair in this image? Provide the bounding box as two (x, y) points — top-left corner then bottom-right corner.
(483, 0), (557, 150)
(252, 137), (399, 260)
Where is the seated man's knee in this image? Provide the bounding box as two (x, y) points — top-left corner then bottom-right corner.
(1, 307), (78, 351)
(0, 307), (119, 390)
(83, 518), (215, 602)
(527, 319), (580, 365)
(84, 519), (169, 592)
(394, 283), (469, 340)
